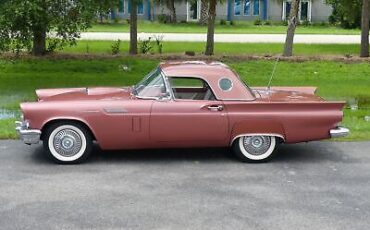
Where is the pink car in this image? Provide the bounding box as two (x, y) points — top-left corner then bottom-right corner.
(16, 61), (349, 163)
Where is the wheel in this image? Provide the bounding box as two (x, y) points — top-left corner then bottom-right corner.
(233, 135), (277, 163)
(43, 122), (92, 164)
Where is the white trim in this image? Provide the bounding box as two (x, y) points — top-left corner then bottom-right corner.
(48, 125), (87, 162)
(238, 136), (276, 160)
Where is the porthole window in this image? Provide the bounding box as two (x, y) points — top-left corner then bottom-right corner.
(219, 78), (233, 91)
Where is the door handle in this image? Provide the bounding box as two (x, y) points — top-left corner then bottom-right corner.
(207, 105), (224, 111)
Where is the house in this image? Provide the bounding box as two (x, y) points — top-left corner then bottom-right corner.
(114, 0), (332, 22)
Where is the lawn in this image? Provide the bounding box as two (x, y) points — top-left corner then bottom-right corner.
(0, 57), (369, 141)
(63, 40), (362, 56)
(87, 21), (361, 35)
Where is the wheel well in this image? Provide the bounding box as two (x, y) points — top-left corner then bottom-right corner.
(231, 134), (285, 146)
(41, 119), (96, 141)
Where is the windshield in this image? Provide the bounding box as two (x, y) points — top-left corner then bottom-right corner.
(133, 68), (167, 98)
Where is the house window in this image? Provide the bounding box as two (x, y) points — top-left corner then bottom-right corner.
(244, 0), (251, 15)
(300, 1), (309, 21)
(137, 0), (144, 15)
(253, 0), (260, 15)
(128, 0), (144, 15)
(234, 0), (241, 16)
(283, 0), (311, 21)
(119, 0), (124, 13)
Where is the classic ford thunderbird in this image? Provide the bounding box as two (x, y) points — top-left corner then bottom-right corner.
(16, 61), (349, 163)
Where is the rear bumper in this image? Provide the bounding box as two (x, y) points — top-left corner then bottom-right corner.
(330, 127), (349, 138)
(15, 121), (41, 145)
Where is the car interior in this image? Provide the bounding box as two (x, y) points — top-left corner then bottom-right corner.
(169, 77), (216, 101)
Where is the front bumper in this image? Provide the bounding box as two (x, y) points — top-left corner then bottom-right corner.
(15, 121), (41, 145)
(330, 126), (349, 138)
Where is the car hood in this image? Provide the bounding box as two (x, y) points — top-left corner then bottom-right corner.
(36, 87), (133, 101)
(252, 87), (324, 102)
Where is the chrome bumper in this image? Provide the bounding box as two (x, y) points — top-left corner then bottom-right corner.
(15, 121), (41, 145)
(330, 126), (349, 138)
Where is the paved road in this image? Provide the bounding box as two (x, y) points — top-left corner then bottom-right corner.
(0, 140), (369, 230)
(79, 32), (363, 44)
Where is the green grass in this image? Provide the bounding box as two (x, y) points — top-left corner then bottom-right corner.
(63, 40), (361, 56)
(0, 58), (369, 140)
(87, 21), (361, 35)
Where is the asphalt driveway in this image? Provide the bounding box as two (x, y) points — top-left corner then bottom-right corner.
(0, 140), (369, 230)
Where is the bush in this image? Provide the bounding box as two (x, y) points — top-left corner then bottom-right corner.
(301, 19), (311, 26)
(139, 37), (152, 54)
(158, 14), (168, 24)
(229, 20), (235, 26)
(111, 39), (121, 55)
(263, 20), (272, 26)
(254, 18), (262, 26)
(153, 35), (164, 54)
(220, 19), (227, 25)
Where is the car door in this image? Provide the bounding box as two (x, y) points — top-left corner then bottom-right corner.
(150, 77), (228, 143)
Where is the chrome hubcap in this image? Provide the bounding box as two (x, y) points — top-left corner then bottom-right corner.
(53, 129), (82, 157)
(243, 136), (271, 155)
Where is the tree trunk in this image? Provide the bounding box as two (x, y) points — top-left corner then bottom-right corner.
(32, 28), (46, 56)
(129, 0), (138, 55)
(283, 0), (300, 57)
(167, 0), (177, 23)
(199, 0), (209, 25)
(360, 0), (369, 57)
(205, 0), (216, 55)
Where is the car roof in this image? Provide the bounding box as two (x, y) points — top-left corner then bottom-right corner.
(159, 61), (233, 77)
(159, 61), (255, 101)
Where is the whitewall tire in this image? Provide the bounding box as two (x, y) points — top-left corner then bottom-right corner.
(43, 122), (92, 164)
(233, 135), (277, 163)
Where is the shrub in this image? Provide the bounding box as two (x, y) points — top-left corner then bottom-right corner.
(263, 20), (272, 26)
(139, 37), (152, 54)
(229, 20), (235, 26)
(153, 35), (164, 54)
(301, 19), (311, 26)
(254, 18), (262, 26)
(158, 14), (168, 24)
(111, 39), (121, 55)
(220, 19), (227, 25)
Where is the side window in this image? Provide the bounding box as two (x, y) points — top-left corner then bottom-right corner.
(169, 77), (216, 101)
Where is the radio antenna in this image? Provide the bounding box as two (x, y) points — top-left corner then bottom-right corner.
(267, 56), (280, 92)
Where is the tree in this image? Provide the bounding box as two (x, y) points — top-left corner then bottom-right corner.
(129, 0), (138, 55)
(96, 0), (118, 23)
(360, 0), (369, 57)
(0, 0), (99, 56)
(328, 0), (362, 28)
(283, 0), (300, 57)
(205, 0), (217, 55)
(199, 0), (209, 25)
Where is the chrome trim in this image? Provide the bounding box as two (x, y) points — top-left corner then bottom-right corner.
(230, 133), (285, 146)
(103, 108), (128, 114)
(15, 121), (41, 145)
(330, 127), (349, 138)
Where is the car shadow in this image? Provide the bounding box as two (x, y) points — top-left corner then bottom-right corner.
(30, 141), (357, 164)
